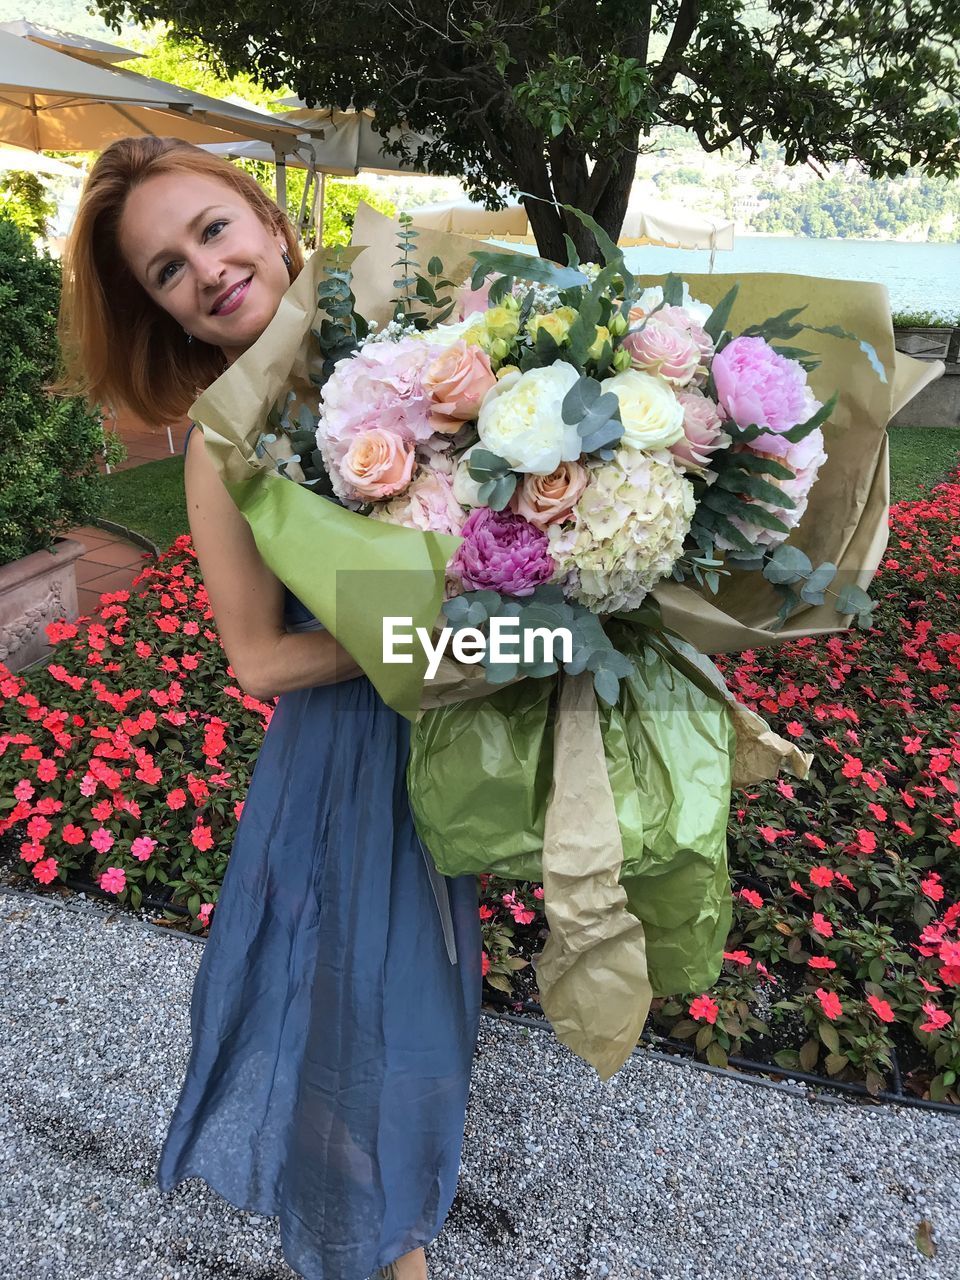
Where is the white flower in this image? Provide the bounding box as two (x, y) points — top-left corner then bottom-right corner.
(600, 369), (685, 451)
(451, 443), (487, 508)
(423, 313), (487, 348)
(477, 361), (582, 474)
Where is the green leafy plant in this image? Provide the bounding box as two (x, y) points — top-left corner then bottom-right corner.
(0, 217), (124, 566)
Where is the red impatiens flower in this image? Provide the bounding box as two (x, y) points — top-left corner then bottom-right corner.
(722, 950), (751, 966)
(738, 888), (764, 909)
(815, 988), (843, 1020)
(689, 994), (719, 1023)
(866, 994), (895, 1023)
(811, 912), (834, 938)
(808, 956), (837, 970)
(809, 866), (834, 888)
(919, 1002), (951, 1033)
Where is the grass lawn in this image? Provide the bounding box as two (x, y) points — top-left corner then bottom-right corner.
(96, 426), (960, 552)
(887, 426), (960, 504)
(98, 454), (188, 551)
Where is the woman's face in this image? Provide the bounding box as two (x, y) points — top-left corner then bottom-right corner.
(118, 170), (291, 365)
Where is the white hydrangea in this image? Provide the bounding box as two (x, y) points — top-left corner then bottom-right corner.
(548, 446), (696, 613)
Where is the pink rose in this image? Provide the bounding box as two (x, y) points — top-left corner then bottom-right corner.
(423, 341), (497, 432)
(340, 428), (416, 500)
(671, 391), (731, 471)
(459, 279), (493, 319)
(656, 305), (715, 364)
(370, 470), (466, 535)
(511, 460), (589, 527)
(622, 319), (701, 386)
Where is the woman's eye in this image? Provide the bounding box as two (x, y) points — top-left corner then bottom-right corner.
(205, 220), (227, 239)
(159, 261), (179, 285)
(157, 222), (226, 285)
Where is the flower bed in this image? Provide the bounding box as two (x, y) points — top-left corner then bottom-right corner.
(1, 473), (958, 1102)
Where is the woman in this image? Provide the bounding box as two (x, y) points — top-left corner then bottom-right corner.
(55, 135), (482, 1280)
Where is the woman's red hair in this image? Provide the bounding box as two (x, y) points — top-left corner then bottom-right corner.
(53, 135), (303, 424)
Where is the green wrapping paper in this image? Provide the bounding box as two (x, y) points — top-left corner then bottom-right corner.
(408, 620), (736, 1001)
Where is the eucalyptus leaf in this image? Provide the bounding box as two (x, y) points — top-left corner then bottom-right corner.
(764, 544), (813, 585)
(470, 249), (588, 291)
(561, 374), (601, 424)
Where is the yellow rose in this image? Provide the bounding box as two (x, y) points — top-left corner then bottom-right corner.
(586, 325), (611, 361)
(528, 306), (578, 346)
(483, 304), (521, 342)
(600, 369), (685, 450)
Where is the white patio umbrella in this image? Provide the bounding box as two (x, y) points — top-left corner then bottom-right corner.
(0, 29), (320, 210)
(0, 19), (143, 65)
(412, 195), (735, 268)
(202, 110), (435, 237)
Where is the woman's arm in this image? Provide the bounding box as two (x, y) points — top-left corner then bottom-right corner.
(184, 427), (363, 700)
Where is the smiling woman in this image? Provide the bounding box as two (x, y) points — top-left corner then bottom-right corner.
(52, 137), (304, 423)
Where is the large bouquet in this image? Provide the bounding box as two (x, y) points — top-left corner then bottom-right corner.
(187, 209), (929, 1078)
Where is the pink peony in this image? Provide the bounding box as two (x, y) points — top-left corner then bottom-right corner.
(712, 336), (821, 443)
(99, 866), (126, 894)
(422, 341), (497, 432)
(671, 391), (731, 471)
(370, 469), (466, 535)
(715, 427), (828, 551)
(449, 507), (555, 596)
(622, 319), (701, 386)
(339, 428), (417, 501)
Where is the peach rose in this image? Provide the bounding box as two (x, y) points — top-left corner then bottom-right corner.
(423, 340), (497, 433)
(340, 428), (416, 500)
(511, 460), (589, 527)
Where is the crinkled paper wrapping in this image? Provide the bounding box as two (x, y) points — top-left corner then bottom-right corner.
(190, 207), (936, 1079)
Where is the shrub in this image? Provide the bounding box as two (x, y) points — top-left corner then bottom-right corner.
(891, 308), (959, 329)
(0, 216), (124, 566)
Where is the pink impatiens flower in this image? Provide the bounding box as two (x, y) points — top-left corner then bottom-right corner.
(130, 836), (157, 862)
(919, 1002), (951, 1033)
(90, 827), (114, 853)
(99, 866), (126, 894)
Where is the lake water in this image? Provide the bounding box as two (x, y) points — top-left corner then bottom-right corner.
(620, 236), (960, 318)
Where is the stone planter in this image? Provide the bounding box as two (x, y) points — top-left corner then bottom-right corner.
(0, 537), (86, 672)
(890, 327), (960, 429)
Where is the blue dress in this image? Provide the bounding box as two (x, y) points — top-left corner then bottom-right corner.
(156, 424), (483, 1279)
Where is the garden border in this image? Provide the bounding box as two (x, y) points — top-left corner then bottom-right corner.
(3, 875), (955, 1117)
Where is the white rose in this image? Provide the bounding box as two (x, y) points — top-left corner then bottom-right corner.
(477, 361), (582, 474)
(600, 369), (685, 450)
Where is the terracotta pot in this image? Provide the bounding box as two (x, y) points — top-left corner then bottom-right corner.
(0, 537), (85, 672)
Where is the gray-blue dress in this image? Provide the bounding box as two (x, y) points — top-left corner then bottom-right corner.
(156, 424), (482, 1279)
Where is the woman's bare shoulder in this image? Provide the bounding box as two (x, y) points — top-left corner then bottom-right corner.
(183, 427), (286, 695)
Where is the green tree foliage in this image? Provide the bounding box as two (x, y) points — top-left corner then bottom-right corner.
(93, 1), (960, 260)
(320, 181), (395, 247)
(0, 173), (57, 240)
(0, 218), (120, 565)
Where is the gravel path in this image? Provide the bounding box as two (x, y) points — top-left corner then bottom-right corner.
(1, 885), (958, 1280)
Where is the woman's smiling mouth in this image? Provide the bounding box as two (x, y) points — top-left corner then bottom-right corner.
(211, 276), (253, 315)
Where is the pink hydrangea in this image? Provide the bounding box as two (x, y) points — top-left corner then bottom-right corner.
(712, 336), (821, 446)
(369, 470), (467, 536)
(449, 507), (555, 596)
(316, 337), (445, 497)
